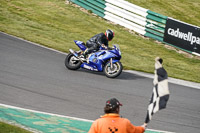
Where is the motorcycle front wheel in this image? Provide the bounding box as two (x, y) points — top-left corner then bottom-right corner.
(104, 61), (123, 78)
(65, 53), (81, 70)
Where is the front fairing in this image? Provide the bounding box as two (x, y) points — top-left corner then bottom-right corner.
(80, 44), (121, 72)
(108, 49), (121, 60)
(87, 50), (121, 71)
(99, 44), (121, 60)
(88, 51), (105, 65)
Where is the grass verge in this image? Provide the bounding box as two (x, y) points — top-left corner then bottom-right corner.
(0, 121), (32, 133)
(0, 0), (199, 82)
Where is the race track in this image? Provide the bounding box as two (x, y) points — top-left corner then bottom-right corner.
(0, 32), (200, 133)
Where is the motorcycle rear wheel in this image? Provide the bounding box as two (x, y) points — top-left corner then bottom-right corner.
(65, 53), (81, 70)
(104, 61), (123, 78)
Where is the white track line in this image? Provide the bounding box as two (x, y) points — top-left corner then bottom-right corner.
(0, 103), (93, 122)
(0, 31), (67, 55)
(124, 70), (200, 90)
(0, 103), (175, 133)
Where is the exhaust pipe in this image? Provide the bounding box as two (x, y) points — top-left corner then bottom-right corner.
(69, 49), (83, 63)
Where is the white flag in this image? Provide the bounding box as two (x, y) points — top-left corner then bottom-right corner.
(145, 57), (170, 123)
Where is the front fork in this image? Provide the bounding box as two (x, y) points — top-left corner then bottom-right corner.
(110, 58), (113, 69)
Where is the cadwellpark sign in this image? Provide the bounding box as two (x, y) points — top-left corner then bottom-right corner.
(164, 18), (200, 55)
(167, 28), (200, 45)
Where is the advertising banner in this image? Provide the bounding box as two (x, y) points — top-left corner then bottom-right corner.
(163, 18), (200, 54)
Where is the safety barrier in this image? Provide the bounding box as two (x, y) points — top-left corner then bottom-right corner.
(69, 0), (167, 42)
(68, 0), (200, 55)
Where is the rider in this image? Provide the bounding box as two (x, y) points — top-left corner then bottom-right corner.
(81, 29), (114, 58)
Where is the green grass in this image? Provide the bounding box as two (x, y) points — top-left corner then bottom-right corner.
(0, 0), (200, 83)
(0, 121), (32, 133)
(127, 0), (200, 27)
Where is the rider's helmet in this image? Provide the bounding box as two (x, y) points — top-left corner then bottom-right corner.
(105, 29), (114, 41)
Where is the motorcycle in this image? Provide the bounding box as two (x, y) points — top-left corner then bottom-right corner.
(65, 40), (123, 78)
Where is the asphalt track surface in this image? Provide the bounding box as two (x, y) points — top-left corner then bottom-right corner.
(0, 32), (200, 133)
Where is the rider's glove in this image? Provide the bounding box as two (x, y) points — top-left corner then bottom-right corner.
(107, 47), (113, 50)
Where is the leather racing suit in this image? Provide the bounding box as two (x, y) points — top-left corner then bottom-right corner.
(84, 33), (109, 55)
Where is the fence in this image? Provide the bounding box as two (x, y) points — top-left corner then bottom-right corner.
(69, 0), (200, 55)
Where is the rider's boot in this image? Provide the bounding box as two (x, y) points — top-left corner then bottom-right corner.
(79, 53), (87, 62)
(79, 49), (89, 62)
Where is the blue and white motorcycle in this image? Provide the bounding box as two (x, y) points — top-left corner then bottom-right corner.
(65, 40), (123, 78)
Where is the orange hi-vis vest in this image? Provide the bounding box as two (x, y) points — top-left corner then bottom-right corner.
(88, 113), (145, 133)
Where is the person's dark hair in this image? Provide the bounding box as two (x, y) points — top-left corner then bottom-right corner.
(158, 58), (163, 64)
(104, 105), (119, 113)
(104, 98), (122, 113)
